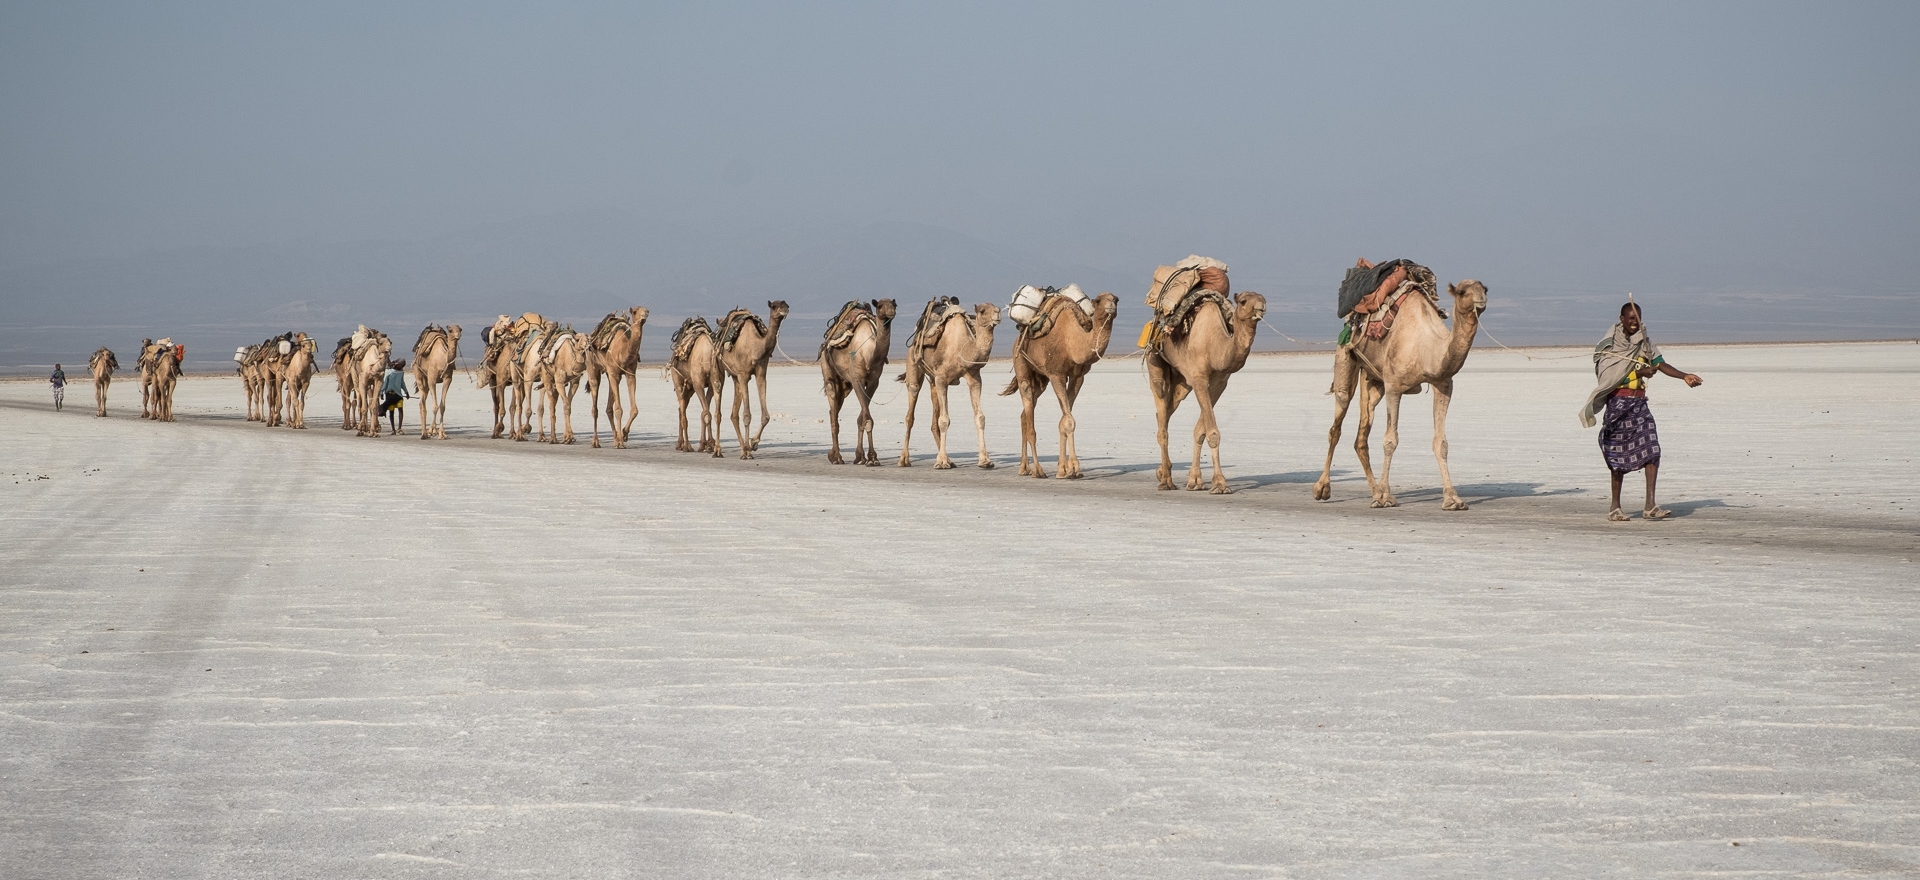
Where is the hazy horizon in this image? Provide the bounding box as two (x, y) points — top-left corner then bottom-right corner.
(4, 2), (1917, 367)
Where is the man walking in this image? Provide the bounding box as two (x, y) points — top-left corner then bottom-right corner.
(49, 363), (65, 411)
(1580, 299), (1703, 521)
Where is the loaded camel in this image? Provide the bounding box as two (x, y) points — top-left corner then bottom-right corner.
(1311, 277), (1488, 509)
(1145, 291), (1266, 493)
(667, 317), (725, 457)
(539, 325), (589, 444)
(88, 347), (117, 417)
(331, 336), (360, 431)
(278, 333), (317, 429)
(715, 301), (789, 459)
(238, 342), (268, 422)
(509, 319), (563, 442)
(258, 334), (297, 428)
(583, 307), (648, 449)
(477, 314), (532, 440)
(898, 299), (1000, 469)
(140, 338), (181, 422)
(1000, 292), (1119, 479)
(410, 324), (461, 439)
(345, 327), (392, 437)
(819, 299), (897, 465)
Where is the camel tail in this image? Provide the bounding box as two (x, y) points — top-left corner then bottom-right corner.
(997, 376), (1018, 397)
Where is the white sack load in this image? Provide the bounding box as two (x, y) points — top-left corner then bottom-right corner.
(234, 346), (249, 363)
(278, 339), (292, 356)
(1009, 283), (1095, 326)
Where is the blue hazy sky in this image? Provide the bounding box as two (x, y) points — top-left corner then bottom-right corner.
(3, 1), (1917, 303)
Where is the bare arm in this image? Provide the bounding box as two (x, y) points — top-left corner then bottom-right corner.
(1654, 361), (1702, 387)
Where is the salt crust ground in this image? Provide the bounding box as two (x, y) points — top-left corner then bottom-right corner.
(2, 342), (1915, 879)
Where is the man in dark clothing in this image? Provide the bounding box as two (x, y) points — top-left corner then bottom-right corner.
(50, 364), (66, 411)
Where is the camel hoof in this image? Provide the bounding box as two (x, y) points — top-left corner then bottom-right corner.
(935, 460), (954, 470)
(1443, 498), (1469, 511)
(1060, 472), (1081, 480)
(1371, 498), (1398, 509)
(1311, 482), (1332, 501)
(898, 458), (912, 468)
(1211, 483), (1232, 495)
(978, 461), (995, 470)
(591, 440), (601, 448)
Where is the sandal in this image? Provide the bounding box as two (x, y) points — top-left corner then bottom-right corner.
(1608, 508), (1630, 522)
(1643, 506), (1672, 520)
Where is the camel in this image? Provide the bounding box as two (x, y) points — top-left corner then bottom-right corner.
(137, 338), (157, 419)
(331, 337), (359, 430)
(337, 327), (392, 437)
(411, 324), (461, 439)
(238, 343), (268, 421)
(999, 292), (1119, 479)
(88, 347), (117, 417)
(258, 333), (298, 428)
(715, 301), (789, 459)
(819, 299), (897, 465)
(510, 320), (565, 442)
(539, 326), (589, 444)
(1146, 291), (1267, 494)
(141, 339), (181, 422)
(898, 300), (1000, 469)
(583, 307), (648, 449)
(667, 317), (725, 457)
(477, 315), (536, 440)
(278, 333), (317, 429)
(1312, 279), (1487, 509)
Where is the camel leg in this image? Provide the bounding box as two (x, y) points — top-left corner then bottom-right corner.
(854, 380), (878, 466)
(731, 373), (754, 459)
(618, 373), (638, 448)
(1351, 378), (1382, 500)
(1052, 380), (1079, 479)
(898, 366), (922, 467)
(1148, 356), (1188, 491)
(751, 367), (771, 452)
(965, 371), (992, 469)
(932, 373), (956, 469)
(1313, 351), (1361, 501)
(1199, 377), (1231, 494)
(707, 384), (725, 458)
(1020, 381), (1045, 478)
(561, 379), (578, 444)
(675, 384), (693, 452)
(1374, 388), (1405, 508)
(1430, 377), (1467, 510)
(583, 372), (599, 447)
(825, 380), (847, 464)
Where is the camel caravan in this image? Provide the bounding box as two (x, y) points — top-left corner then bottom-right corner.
(90, 256), (1487, 506)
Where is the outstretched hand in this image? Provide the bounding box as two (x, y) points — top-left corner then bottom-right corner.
(1683, 373), (1703, 388)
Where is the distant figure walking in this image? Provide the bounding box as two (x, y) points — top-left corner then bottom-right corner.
(49, 364), (65, 411)
(379, 358), (409, 435)
(1580, 299), (1703, 521)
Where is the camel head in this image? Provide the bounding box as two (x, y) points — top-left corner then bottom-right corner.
(1234, 291), (1268, 324)
(871, 299), (897, 322)
(1091, 292), (1120, 323)
(1448, 280), (1488, 318)
(767, 300), (789, 322)
(446, 325), (462, 345)
(973, 302), (1002, 327)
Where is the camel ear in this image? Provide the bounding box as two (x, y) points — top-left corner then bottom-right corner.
(1448, 282), (1460, 295)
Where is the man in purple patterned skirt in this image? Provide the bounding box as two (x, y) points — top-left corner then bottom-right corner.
(1579, 301), (1703, 521)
